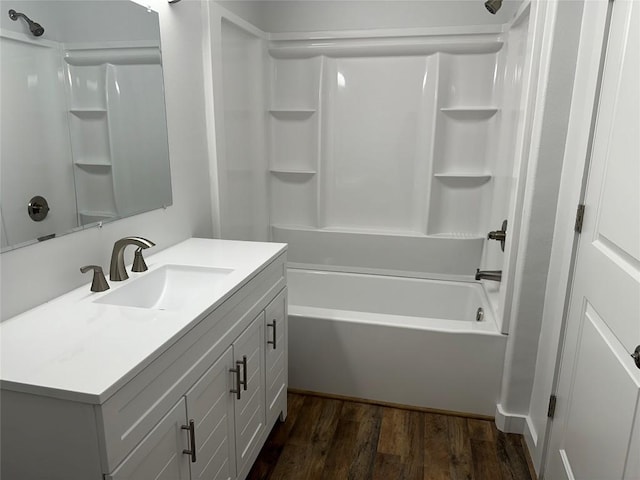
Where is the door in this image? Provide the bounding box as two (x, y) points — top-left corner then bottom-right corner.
(106, 398), (191, 480)
(545, 1), (640, 479)
(185, 347), (236, 480)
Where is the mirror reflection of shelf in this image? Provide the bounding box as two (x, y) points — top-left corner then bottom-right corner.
(79, 211), (117, 225)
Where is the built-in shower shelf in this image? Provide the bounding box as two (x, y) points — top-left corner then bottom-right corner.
(440, 106), (498, 112)
(74, 161), (112, 168)
(434, 173), (492, 180)
(440, 107), (499, 119)
(269, 168), (317, 175)
(69, 109), (107, 117)
(429, 232), (484, 239)
(269, 109), (316, 118)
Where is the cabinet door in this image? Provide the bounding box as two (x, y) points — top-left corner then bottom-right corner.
(106, 398), (190, 480)
(185, 347), (236, 480)
(264, 288), (288, 425)
(233, 313), (266, 476)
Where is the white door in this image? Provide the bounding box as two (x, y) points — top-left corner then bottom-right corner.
(545, 1), (640, 479)
(106, 398), (191, 480)
(185, 347), (237, 480)
(233, 313), (266, 478)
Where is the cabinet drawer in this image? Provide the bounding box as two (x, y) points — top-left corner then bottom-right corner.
(265, 288), (287, 424)
(98, 254), (286, 471)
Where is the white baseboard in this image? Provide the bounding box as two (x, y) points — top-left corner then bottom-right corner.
(494, 403), (527, 433)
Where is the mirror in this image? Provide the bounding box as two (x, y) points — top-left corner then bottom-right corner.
(0, 0), (172, 252)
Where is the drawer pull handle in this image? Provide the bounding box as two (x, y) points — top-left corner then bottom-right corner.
(267, 320), (277, 349)
(230, 365), (241, 400)
(239, 355), (248, 391)
(181, 419), (197, 463)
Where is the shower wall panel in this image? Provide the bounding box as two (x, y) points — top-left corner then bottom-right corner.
(218, 18), (269, 241)
(322, 56), (436, 232)
(268, 36), (504, 243)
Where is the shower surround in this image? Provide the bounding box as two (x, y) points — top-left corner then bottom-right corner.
(206, 2), (532, 415)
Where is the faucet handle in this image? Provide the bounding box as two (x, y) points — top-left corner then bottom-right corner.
(132, 247), (149, 272)
(80, 265), (110, 292)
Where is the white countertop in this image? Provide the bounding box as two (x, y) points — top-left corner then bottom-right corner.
(0, 238), (286, 404)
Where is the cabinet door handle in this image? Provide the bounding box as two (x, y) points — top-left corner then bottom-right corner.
(230, 365), (241, 400)
(181, 419), (197, 463)
(238, 355), (248, 391)
(267, 320), (277, 349)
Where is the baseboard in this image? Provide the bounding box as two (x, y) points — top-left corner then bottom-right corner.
(289, 388), (494, 420)
(494, 403), (527, 433)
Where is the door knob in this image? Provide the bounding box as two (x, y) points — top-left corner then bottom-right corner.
(632, 346), (640, 369)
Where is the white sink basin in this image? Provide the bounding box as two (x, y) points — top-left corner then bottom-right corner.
(94, 265), (234, 311)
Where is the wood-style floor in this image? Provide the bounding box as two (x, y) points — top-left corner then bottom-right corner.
(248, 392), (535, 480)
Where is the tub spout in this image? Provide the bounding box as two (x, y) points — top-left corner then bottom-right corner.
(475, 269), (502, 282)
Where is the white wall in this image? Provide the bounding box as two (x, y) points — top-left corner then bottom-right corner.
(524, 0), (611, 474)
(205, 3), (270, 241)
(496, 0), (584, 439)
(0, 0), (213, 320)
(218, 0), (522, 32)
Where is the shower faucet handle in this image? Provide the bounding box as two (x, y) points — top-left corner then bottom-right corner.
(487, 219), (507, 252)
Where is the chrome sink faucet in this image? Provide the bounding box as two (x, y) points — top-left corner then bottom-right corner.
(475, 269), (502, 282)
(110, 236), (156, 281)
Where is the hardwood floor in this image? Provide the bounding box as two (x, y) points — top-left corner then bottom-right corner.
(247, 392), (535, 480)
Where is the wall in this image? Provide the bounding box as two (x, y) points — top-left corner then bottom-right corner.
(219, 0), (522, 32)
(205, 3), (270, 241)
(0, 0), (213, 320)
(524, 0), (611, 473)
(495, 0), (584, 440)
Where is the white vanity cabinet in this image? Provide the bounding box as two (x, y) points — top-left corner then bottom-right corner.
(107, 347), (237, 480)
(109, 311), (275, 480)
(0, 240), (287, 480)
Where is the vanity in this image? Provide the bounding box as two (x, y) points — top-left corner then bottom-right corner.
(0, 238), (288, 480)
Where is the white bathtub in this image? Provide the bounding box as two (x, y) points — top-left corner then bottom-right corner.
(287, 268), (507, 416)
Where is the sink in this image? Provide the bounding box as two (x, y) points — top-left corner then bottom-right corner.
(94, 265), (234, 311)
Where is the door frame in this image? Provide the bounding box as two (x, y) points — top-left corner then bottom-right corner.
(524, 0), (613, 476)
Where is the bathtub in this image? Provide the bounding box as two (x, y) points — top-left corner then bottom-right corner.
(287, 268), (507, 416)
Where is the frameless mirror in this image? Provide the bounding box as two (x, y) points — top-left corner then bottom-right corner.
(0, 0), (172, 252)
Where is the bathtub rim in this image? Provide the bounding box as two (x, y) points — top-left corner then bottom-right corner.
(287, 265), (503, 336)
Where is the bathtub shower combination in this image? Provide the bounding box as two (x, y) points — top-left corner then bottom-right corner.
(208, 2), (533, 416)
(287, 268), (506, 416)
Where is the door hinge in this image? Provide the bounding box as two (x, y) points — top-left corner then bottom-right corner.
(574, 204), (586, 233)
(548, 394), (558, 419)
